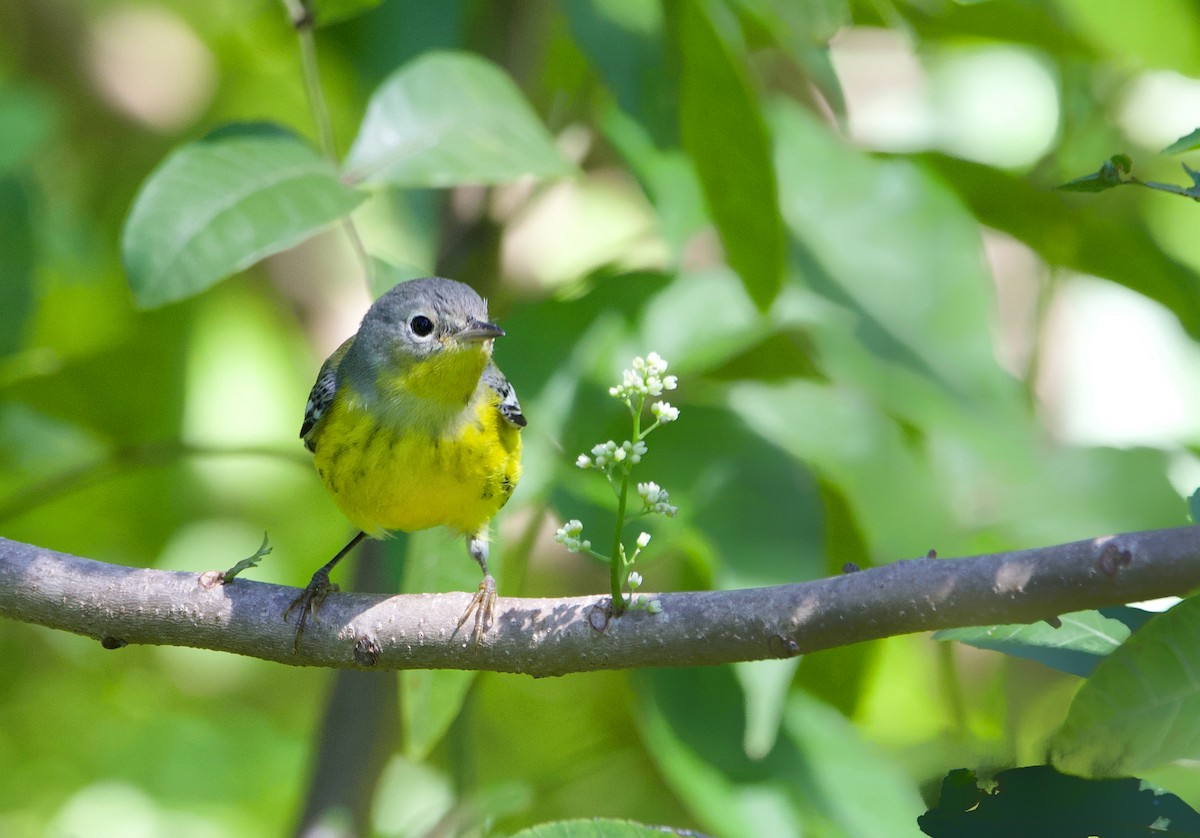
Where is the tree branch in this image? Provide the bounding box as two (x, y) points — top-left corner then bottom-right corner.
(3, 528), (1199, 676)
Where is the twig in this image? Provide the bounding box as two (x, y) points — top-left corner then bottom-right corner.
(3, 528), (1199, 676)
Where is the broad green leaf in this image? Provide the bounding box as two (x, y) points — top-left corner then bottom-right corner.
(638, 668), (924, 838)
(1051, 592), (1200, 777)
(919, 765), (1200, 836)
(936, 610), (1134, 678)
(399, 529), (479, 757)
(122, 124), (365, 308)
(772, 101), (1012, 408)
(0, 177), (34, 354)
(726, 380), (947, 559)
(512, 819), (678, 838)
(564, 0), (676, 147)
(670, 1), (785, 310)
(343, 51), (575, 187)
(1165, 127), (1200, 154)
(0, 83), (56, 175)
(783, 690), (926, 838)
(919, 152), (1200, 340)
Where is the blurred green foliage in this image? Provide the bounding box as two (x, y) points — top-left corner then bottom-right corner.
(4, 0), (1200, 835)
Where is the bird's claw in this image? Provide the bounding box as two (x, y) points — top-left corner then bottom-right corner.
(455, 573), (496, 651)
(284, 570), (339, 650)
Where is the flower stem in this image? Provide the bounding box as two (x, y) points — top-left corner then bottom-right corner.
(610, 470), (629, 614)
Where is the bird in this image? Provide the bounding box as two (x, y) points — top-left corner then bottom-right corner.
(284, 277), (525, 648)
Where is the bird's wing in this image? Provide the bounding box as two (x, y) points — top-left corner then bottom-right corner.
(300, 337), (354, 452)
(482, 362), (526, 428)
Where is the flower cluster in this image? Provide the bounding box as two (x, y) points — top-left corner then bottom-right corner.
(609, 352), (679, 404)
(637, 481), (678, 517)
(576, 439), (647, 471)
(553, 519), (590, 553)
(559, 352), (682, 617)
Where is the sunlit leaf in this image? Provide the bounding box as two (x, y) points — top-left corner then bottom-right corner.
(772, 102), (1013, 408)
(343, 51), (575, 187)
(1164, 127), (1200, 154)
(122, 124), (365, 308)
(670, 1), (785, 310)
(920, 152), (1200, 340)
(1051, 592), (1200, 777)
(512, 819), (682, 837)
(936, 610), (1135, 678)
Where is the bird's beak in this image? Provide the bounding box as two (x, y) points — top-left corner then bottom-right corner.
(457, 319), (505, 342)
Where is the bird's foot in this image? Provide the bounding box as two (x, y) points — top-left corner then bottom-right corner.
(455, 573), (496, 651)
(283, 569), (340, 650)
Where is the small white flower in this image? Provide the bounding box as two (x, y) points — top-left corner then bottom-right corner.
(610, 353), (676, 403)
(628, 571), (643, 589)
(553, 519), (591, 553)
(647, 599), (663, 614)
(651, 401), (679, 423)
(629, 440), (647, 463)
(637, 481), (678, 517)
(576, 454), (592, 469)
(613, 446), (627, 463)
(636, 532), (651, 549)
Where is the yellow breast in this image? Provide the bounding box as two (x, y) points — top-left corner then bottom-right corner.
(309, 390), (522, 538)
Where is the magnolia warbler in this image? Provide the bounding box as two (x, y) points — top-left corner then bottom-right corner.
(285, 277), (525, 647)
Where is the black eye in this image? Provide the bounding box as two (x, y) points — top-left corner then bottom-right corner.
(410, 315), (433, 337)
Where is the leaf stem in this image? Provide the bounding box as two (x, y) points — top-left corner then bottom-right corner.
(279, 0), (374, 289)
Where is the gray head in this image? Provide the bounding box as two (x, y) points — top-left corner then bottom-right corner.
(347, 277), (503, 374)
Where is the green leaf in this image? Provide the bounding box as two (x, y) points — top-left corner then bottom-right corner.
(1056, 156), (1130, 192)
(511, 819), (680, 838)
(670, 1), (785, 310)
(0, 177), (34, 355)
(564, 0), (676, 147)
(122, 124), (365, 308)
(638, 668), (924, 838)
(919, 152), (1200, 340)
(343, 51), (575, 187)
(220, 533), (272, 583)
(919, 765), (1200, 837)
(310, 0), (383, 27)
(783, 690), (926, 837)
(936, 610), (1134, 678)
(772, 102), (1014, 409)
(1190, 488), (1200, 524)
(1165, 127), (1200, 154)
(1051, 592), (1200, 778)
